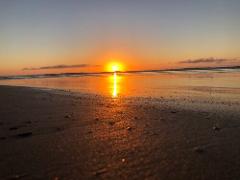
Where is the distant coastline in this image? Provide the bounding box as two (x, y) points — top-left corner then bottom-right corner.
(0, 65), (239, 81)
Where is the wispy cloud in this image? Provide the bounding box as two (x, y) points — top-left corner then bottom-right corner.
(23, 64), (100, 71)
(179, 57), (239, 64)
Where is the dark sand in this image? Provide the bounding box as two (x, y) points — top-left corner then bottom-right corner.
(0, 85), (240, 180)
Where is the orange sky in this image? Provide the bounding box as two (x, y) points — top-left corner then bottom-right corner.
(0, 1), (240, 75)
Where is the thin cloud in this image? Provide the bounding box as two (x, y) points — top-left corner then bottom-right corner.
(179, 57), (231, 64)
(23, 64), (100, 71)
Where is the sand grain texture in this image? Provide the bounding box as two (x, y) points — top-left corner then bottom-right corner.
(0, 86), (240, 180)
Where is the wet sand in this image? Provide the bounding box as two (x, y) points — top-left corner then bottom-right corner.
(0, 85), (240, 180)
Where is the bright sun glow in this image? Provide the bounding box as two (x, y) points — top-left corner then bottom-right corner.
(106, 62), (124, 72)
(112, 65), (119, 72)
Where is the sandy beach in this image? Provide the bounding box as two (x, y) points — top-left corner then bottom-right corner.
(0, 85), (240, 180)
(1, 0), (240, 179)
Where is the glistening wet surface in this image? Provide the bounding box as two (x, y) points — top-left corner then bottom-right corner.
(1, 71), (240, 103)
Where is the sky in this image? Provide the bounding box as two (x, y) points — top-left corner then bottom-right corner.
(0, 0), (240, 75)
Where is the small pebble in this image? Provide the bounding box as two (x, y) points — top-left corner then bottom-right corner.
(150, 132), (158, 136)
(0, 137), (6, 140)
(127, 127), (132, 131)
(16, 132), (33, 138)
(7, 174), (27, 179)
(108, 121), (115, 126)
(9, 127), (19, 131)
(213, 125), (220, 131)
(193, 146), (204, 153)
(94, 168), (107, 176)
(64, 115), (71, 119)
(56, 127), (63, 131)
(25, 121), (32, 124)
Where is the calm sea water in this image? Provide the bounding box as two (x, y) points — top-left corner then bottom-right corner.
(1, 71), (240, 102)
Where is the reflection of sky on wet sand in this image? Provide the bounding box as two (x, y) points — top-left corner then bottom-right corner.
(110, 72), (120, 98)
(1, 72), (240, 102)
(90, 95), (144, 172)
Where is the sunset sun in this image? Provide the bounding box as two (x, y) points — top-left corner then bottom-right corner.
(112, 65), (119, 72)
(106, 62), (124, 72)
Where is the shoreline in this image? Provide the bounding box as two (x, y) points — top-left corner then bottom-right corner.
(1, 84), (239, 114)
(0, 85), (240, 179)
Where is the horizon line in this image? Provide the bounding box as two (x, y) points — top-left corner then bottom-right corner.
(0, 65), (240, 80)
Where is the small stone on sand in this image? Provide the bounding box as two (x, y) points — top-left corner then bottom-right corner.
(64, 115), (71, 119)
(150, 132), (158, 136)
(127, 127), (132, 131)
(95, 118), (99, 121)
(9, 127), (19, 131)
(94, 168), (107, 176)
(25, 121), (32, 124)
(56, 127), (63, 131)
(108, 121), (115, 126)
(213, 125), (220, 131)
(7, 174), (27, 179)
(193, 146), (204, 153)
(16, 132), (33, 138)
(0, 137), (6, 140)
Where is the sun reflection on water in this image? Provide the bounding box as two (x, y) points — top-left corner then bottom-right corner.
(110, 72), (121, 98)
(113, 72), (118, 97)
